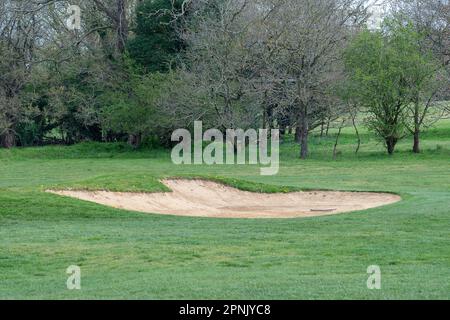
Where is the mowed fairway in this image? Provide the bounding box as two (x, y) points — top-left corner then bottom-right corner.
(0, 122), (449, 299)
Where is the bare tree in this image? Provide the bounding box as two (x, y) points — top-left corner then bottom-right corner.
(171, 0), (370, 158)
(254, 0), (369, 158)
(92, 0), (129, 54)
(179, 0), (262, 130)
(391, 0), (450, 66)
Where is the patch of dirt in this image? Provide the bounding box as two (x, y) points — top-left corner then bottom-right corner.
(48, 179), (401, 219)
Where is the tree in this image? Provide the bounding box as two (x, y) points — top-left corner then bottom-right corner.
(179, 0), (262, 131)
(170, 0), (369, 157)
(128, 0), (185, 72)
(391, 0), (450, 152)
(336, 79), (363, 154)
(392, 0), (450, 67)
(390, 20), (443, 153)
(344, 24), (423, 155)
(0, 0), (41, 148)
(252, 0), (369, 159)
(92, 0), (129, 55)
(101, 60), (173, 147)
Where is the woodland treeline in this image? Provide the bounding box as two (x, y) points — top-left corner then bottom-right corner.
(0, 0), (449, 157)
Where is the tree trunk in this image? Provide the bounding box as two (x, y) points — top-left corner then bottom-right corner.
(413, 130), (420, 154)
(352, 115), (361, 154)
(116, 0), (128, 53)
(262, 105), (268, 130)
(93, 0), (128, 54)
(300, 126), (309, 159)
(386, 137), (397, 155)
(295, 124), (301, 143)
(333, 120), (345, 160)
(412, 99), (421, 154)
(128, 133), (141, 148)
(299, 111), (309, 159)
(1, 130), (16, 148)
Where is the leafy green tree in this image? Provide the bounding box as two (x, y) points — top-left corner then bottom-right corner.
(344, 20), (435, 155)
(387, 16), (444, 153)
(100, 58), (174, 147)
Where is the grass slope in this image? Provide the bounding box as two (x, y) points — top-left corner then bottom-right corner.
(0, 121), (449, 299)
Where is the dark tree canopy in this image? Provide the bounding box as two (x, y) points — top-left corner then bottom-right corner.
(127, 0), (185, 73)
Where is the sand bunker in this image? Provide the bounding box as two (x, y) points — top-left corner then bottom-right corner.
(49, 179), (401, 219)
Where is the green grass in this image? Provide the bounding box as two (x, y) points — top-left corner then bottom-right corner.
(0, 121), (449, 299)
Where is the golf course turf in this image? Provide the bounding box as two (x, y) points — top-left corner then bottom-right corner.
(0, 121), (449, 299)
